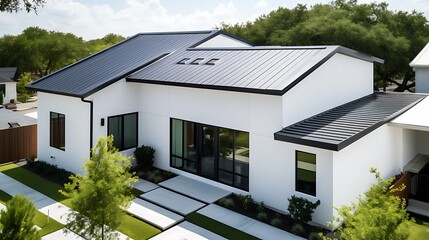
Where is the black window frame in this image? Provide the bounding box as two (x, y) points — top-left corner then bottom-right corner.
(107, 112), (138, 151)
(50, 111), (65, 151)
(295, 150), (316, 196)
(170, 118), (250, 191)
(0, 84), (5, 96)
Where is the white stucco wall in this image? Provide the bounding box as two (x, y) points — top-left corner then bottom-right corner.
(332, 125), (403, 224)
(90, 79), (141, 157)
(282, 53), (373, 126)
(37, 92), (90, 174)
(416, 131), (429, 155)
(195, 34), (251, 48)
(1, 82), (17, 104)
(415, 67), (429, 93)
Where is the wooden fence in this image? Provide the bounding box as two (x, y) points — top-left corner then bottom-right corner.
(0, 124), (37, 164)
(388, 172), (411, 201)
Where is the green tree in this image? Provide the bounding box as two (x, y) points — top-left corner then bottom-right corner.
(17, 72), (32, 102)
(326, 168), (412, 240)
(86, 33), (125, 54)
(61, 136), (137, 240)
(221, 0), (429, 92)
(0, 0), (44, 13)
(0, 195), (40, 240)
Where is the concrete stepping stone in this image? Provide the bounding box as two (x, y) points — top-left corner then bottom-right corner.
(149, 221), (227, 240)
(133, 178), (159, 192)
(198, 204), (305, 240)
(159, 176), (231, 203)
(127, 198), (184, 230)
(42, 229), (85, 240)
(141, 188), (205, 215)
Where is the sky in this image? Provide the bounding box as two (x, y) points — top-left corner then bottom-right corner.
(0, 0), (429, 40)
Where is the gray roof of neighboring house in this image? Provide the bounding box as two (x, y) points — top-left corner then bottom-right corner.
(127, 46), (383, 95)
(274, 92), (426, 151)
(26, 30), (245, 98)
(0, 109), (37, 130)
(0, 67), (18, 83)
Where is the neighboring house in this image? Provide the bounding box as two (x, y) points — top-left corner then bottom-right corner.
(0, 67), (18, 104)
(26, 30), (429, 227)
(411, 42), (429, 93)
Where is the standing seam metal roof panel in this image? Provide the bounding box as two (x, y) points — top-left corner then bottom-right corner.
(274, 92), (427, 151)
(26, 31), (226, 97)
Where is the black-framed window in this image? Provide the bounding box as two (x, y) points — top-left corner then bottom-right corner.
(171, 118), (249, 191)
(50, 112), (65, 150)
(108, 112), (138, 151)
(0, 84), (5, 95)
(296, 151), (316, 196)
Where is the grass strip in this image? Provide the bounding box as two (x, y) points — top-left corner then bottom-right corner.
(0, 164), (160, 240)
(186, 212), (261, 240)
(409, 219), (429, 240)
(0, 189), (63, 236)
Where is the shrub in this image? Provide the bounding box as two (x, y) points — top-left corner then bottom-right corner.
(134, 145), (155, 170)
(0, 91), (3, 105)
(287, 195), (320, 223)
(291, 223), (305, 236)
(9, 99), (15, 104)
(237, 194), (253, 211)
(308, 232), (323, 240)
(257, 212), (268, 221)
(218, 197), (235, 208)
(257, 201), (265, 213)
(270, 217), (282, 227)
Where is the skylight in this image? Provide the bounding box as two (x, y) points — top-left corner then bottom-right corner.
(205, 58), (219, 65)
(190, 58), (204, 65)
(177, 58), (190, 64)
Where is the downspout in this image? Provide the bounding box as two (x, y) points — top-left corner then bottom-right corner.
(81, 98), (93, 154)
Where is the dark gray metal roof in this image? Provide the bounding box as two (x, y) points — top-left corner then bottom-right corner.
(0, 67), (18, 83)
(127, 46), (383, 95)
(26, 30), (236, 98)
(274, 92), (426, 151)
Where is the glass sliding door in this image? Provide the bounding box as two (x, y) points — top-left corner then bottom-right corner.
(170, 118), (250, 191)
(200, 126), (217, 179)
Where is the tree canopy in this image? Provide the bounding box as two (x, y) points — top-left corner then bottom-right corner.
(0, 27), (125, 78)
(60, 136), (137, 240)
(325, 168), (412, 240)
(221, 0), (429, 92)
(0, 195), (40, 240)
(0, 0), (44, 13)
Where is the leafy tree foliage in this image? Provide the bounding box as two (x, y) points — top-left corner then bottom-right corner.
(17, 72), (32, 102)
(0, 195), (40, 240)
(0, 0), (44, 13)
(61, 136), (137, 240)
(325, 168), (412, 240)
(221, 0), (429, 91)
(0, 27), (125, 78)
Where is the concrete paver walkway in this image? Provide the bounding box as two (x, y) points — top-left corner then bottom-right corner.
(149, 221), (227, 240)
(42, 229), (85, 240)
(127, 198), (184, 230)
(159, 176), (231, 203)
(198, 204), (306, 240)
(133, 178), (159, 193)
(0, 173), (130, 240)
(141, 188), (205, 215)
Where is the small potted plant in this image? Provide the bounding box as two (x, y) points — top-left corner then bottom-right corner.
(5, 99), (17, 110)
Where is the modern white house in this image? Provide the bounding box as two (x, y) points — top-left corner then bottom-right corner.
(26, 30), (429, 227)
(0, 67), (18, 104)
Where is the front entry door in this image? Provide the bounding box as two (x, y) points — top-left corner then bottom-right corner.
(200, 126), (217, 179)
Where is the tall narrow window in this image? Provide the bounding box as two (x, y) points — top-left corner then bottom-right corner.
(50, 112), (65, 150)
(296, 151), (316, 196)
(0, 84), (5, 95)
(108, 112), (138, 151)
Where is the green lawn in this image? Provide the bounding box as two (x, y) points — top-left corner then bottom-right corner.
(186, 212), (261, 240)
(0, 164), (160, 240)
(0, 189), (63, 236)
(409, 218), (429, 240)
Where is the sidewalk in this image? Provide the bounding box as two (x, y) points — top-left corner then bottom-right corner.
(0, 173), (130, 240)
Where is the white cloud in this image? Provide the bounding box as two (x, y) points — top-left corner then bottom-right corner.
(0, 0), (240, 40)
(255, 0), (267, 9)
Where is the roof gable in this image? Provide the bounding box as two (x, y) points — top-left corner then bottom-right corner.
(0, 67), (18, 83)
(410, 42), (429, 67)
(26, 30), (240, 98)
(127, 46), (383, 95)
